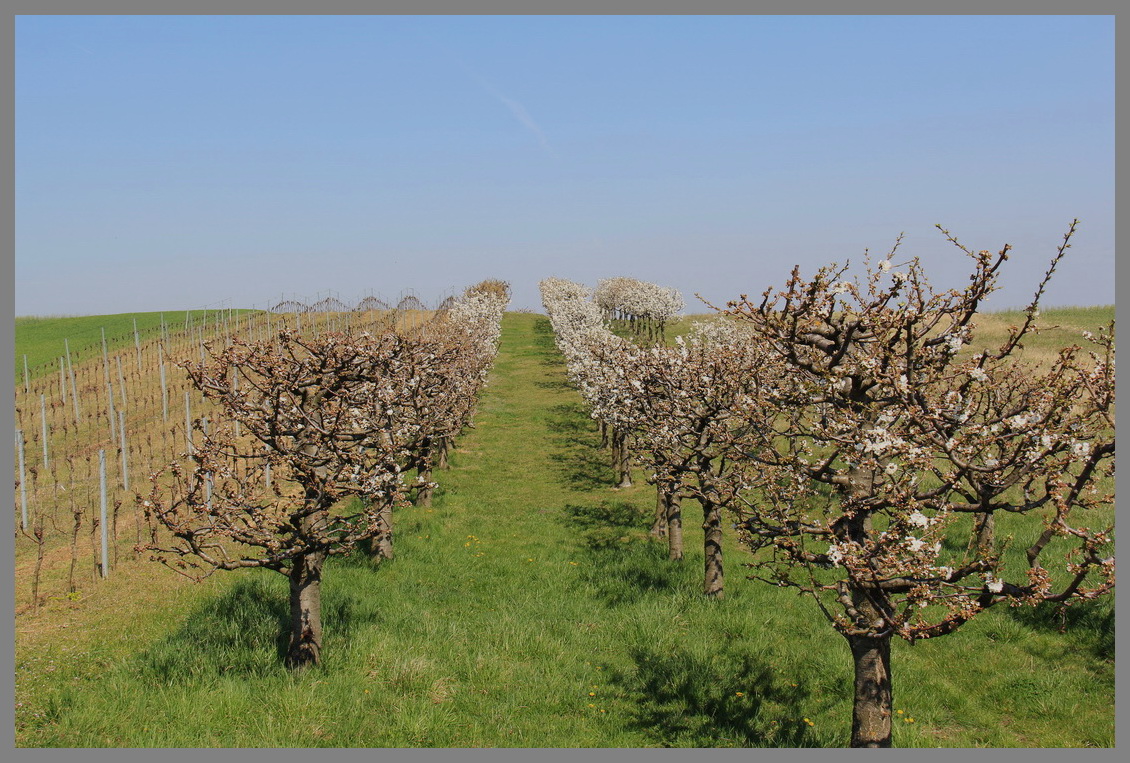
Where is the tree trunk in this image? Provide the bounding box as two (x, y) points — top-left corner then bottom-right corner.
(613, 429), (632, 488)
(968, 511), (995, 554)
(371, 501), (393, 561)
(847, 630), (893, 747)
(650, 486), (668, 538)
(414, 442), (435, 507)
(286, 550), (325, 669)
(666, 491), (684, 561)
(436, 437), (450, 470)
(415, 465), (434, 507)
(701, 497), (723, 598)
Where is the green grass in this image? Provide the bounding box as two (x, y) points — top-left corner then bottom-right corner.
(13, 312), (1115, 747)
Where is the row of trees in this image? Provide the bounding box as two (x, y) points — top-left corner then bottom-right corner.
(593, 276), (685, 345)
(140, 281), (510, 668)
(542, 224), (1115, 747)
(13, 295), (446, 607)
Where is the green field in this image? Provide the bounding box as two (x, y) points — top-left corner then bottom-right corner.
(13, 310), (1115, 748)
(14, 310), (259, 385)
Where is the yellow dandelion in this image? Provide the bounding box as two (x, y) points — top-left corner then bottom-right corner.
(735, 692), (744, 697)
(588, 692), (595, 696)
(896, 709), (904, 715)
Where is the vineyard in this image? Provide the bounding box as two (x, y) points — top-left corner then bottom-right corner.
(12, 288), (503, 619)
(12, 240), (1116, 748)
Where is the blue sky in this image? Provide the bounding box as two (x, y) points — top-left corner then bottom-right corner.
(15, 15), (1114, 315)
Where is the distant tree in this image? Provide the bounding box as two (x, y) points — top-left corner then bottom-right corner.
(594, 321), (773, 597)
(140, 330), (413, 669)
(718, 222), (1115, 747)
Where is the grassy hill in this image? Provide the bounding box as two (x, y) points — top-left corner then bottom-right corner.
(13, 311), (1115, 747)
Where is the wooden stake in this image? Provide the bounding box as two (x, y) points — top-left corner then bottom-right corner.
(99, 449), (108, 578)
(16, 429), (28, 531)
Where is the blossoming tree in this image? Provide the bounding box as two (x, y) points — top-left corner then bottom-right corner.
(719, 221), (1115, 747)
(140, 329), (418, 668)
(593, 320), (776, 597)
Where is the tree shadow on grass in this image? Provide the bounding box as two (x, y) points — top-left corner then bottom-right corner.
(610, 644), (821, 747)
(1005, 597), (1115, 661)
(564, 500), (650, 544)
(533, 378), (575, 391)
(132, 572), (378, 683)
(561, 502), (688, 606)
(544, 402), (617, 491)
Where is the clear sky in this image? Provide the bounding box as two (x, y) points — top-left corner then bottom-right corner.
(15, 14), (1114, 316)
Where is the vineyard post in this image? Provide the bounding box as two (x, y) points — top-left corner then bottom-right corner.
(231, 367), (241, 438)
(65, 339), (80, 422)
(116, 355), (127, 408)
(159, 343), (168, 422)
(134, 317), (142, 371)
(119, 410), (129, 493)
(99, 449), (108, 578)
(40, 394), (49, 471)
(59, 357), (66, 406)
(185, 391), (194, 454)
(107, 382), (117, 442)
(16, 429), (28, 531)
(101, 328), (110, 385)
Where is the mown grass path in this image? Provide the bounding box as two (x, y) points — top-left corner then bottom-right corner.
(15, 313), (1114, 748)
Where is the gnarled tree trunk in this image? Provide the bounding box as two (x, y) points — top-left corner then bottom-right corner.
(666, 490), (684, 562)
(968, 511), (995, 554)
(700, 496), (723, 598)
(371, 501), (394, 561)
(847, 628), (893, 747)
(286, 549), (325, 669)
(415, 441), (435, 507)
(612, 429), (632, 488)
